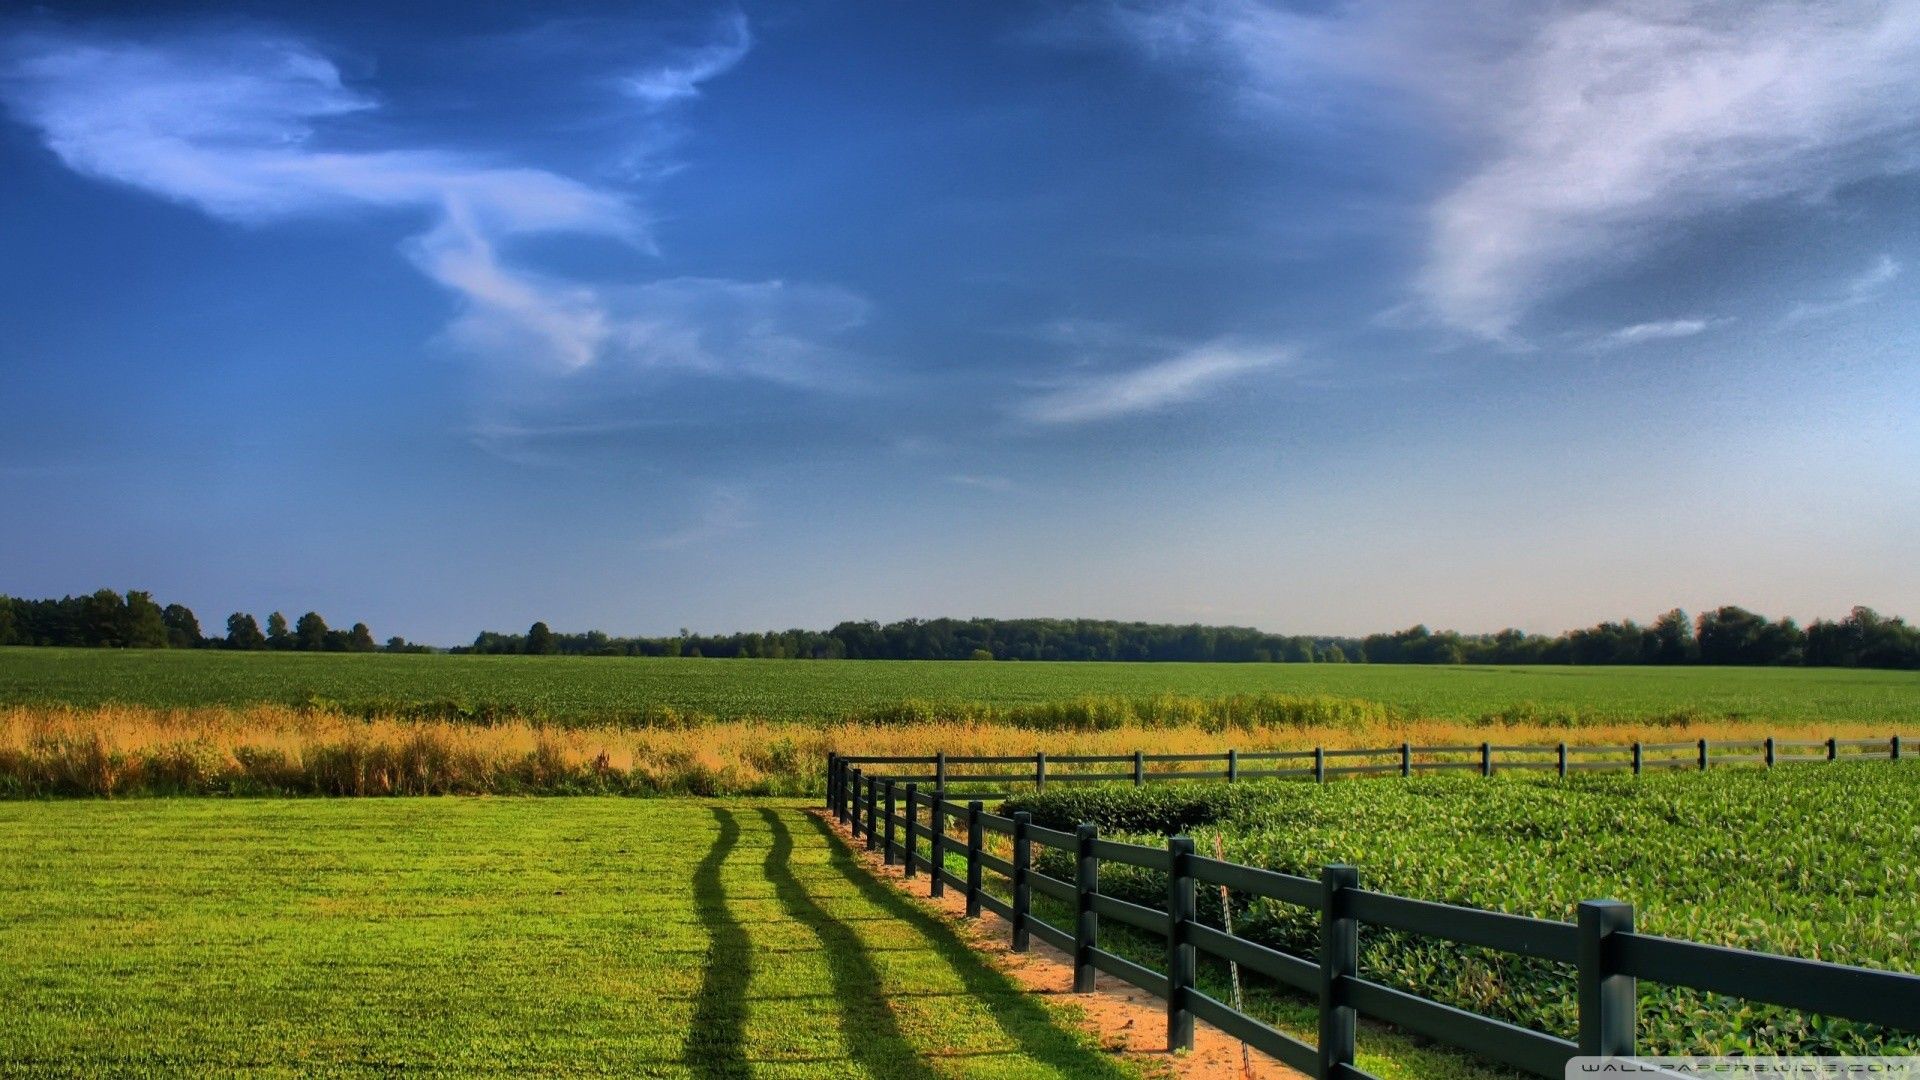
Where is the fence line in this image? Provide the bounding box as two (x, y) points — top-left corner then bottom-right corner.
(833, 733), (1904, 796)
(822, 738), (1919, 1079)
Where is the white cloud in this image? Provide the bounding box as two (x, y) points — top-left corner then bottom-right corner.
(1599, 317), (1717, 348)
(1098, 1), (1920, 339)
(1017, 341), (1285, 424)
(0, 25), (862, 385)
(621, 11), (751, 110)
(1787, 254), (1902, 322)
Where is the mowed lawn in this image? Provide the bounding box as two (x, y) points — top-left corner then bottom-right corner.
(4, 647), (1918, 726)
(0, 799), (1140, 1079)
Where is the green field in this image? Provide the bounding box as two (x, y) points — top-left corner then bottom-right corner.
(1011, 761), (1920, 1056)
(3, 647), (1917, 726)
(0, 799), (1138, 1078)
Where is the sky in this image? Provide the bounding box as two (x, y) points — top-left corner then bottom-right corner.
(1, 0), (1917, 645)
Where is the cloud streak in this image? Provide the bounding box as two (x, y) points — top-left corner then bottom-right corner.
(622, 10), (751, 110)
(0, 24), (863, 386)
(1098, 1), (1920, 339)
(1018, 341), (1284, 424)
(1787, 254), (1902, 322)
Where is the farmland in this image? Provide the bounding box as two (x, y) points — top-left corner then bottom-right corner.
(0, 798), (1139, 1078)
(2, 647), (1918, 727)
(1008, 761), (1920, 1057)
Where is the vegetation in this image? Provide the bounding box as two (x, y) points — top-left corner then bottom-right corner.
(3, 648), (1918, 728)
(2, 700), (1906, 798)
(0, 798), (1142, 1078)
(9, 590), (1920, 668)
(0, 589), (403, 652)
(1007, 764), (1920, 1056)
(463, 606), (1920, 668)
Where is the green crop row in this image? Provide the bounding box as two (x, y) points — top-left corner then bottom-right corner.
(4, 646), (1918, 726)
(1006, 762), (1920, 1056)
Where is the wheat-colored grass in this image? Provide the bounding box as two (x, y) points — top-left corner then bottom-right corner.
(0, 698), (1904, 798)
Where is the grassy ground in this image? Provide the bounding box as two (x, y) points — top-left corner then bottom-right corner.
(0, 798), (1142, 1078)
(4, 647), (1917, 726)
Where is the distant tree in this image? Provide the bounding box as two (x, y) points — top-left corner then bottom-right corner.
(1322, 644), (1348, 663)
(162, 604), (202, 649)
(226, 612), (266, 650)
(348, 622), (376, 652)
(294, 612), (329, 652)
(266, 612), (291, 651)
(526, 621), (556, 655)
(0, 597), (16, 646)
(122, 591), (169, 649)
(968, 648), (994, 661)
(1649, 608), (1695, 664)
(81, 589), (127, 647)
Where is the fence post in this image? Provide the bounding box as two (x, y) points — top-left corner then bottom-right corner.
(1133, 749), (1145, 787)
(1401, 741), (1412, 778)
(1765, 737), (1775, 768)
(866, 776), (879, 849)
(966, 801), (984, 917)
(1577, 899), (1637, 1058)
(1632, 742), (1643, 776)
(1167, 835), (1197, 1053)
(1319, 864), (1359, 1077)
(929, 792), (947, 897)
(848, 767), (862, 833)
(884, 780), (898, 865)
(1227, 748), (1239, 783)
(1481, 741), (1493, 777)
(1012, 811), (1033, 952)
(1035, 752), (1047, 792)
(1827, 737), (1837, 762)
(1558, 742), (1568, 779)
(1074, 823), (1099, 993)
(935, 750), (947, 791)
(1314, 746), (1326, 784)
(903, 783), (919, 878)
(1895, 735), (1903, 761)
(1698, 738), (1709, 771)
(826, 752), (838, 811)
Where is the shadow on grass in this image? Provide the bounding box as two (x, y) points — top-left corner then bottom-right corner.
(792, 810), (1140, 1080)
(686, 806), (749, 1079)
(758, 808), (935, 1078)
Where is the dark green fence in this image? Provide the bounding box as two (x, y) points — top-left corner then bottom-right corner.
(823, 739), (1919, 1078)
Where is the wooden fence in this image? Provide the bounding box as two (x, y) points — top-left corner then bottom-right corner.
(823, 736), (1919, 1078)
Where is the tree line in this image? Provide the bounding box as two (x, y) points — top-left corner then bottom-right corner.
(0, 589), (428, 653)
(460, 607), (1920, 669)
(5, 590), (1918, 668)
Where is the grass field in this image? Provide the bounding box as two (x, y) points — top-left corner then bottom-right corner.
(3, 647), (1918, 727)
(0, 798), (1140, 1078)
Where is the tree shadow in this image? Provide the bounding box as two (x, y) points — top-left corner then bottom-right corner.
(790, 810), (1141, 1079)
(686, 806), (749, 1079)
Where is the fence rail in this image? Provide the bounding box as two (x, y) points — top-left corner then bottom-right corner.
(833, 732), (1904, 795)
(823, 738), (1919, 1079)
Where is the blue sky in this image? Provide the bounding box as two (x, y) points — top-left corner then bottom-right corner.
(2, 1), (1917, 644)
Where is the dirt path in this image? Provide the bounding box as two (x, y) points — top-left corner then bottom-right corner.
(821, 810), (1309, 1080)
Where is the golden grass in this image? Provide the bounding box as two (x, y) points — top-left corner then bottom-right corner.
(0, 700), (1905, 798)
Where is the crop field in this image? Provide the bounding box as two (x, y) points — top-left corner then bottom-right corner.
(1008, 761), (1920, 1058)
(0, 798), (1141, 1078)
(3, 647), (1918, 727)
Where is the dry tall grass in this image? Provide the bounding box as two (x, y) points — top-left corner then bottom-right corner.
(0, 700), (1903, 798)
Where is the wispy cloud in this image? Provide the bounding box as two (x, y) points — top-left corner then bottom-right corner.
(644, 486), (752, 550)
(0, 23), (863, 386)
(1787, 254), (1902, 322)
(1017, 341), (1286, 425)
(622, 10), (751, 110)
(1095, 1), (1920, 339)
(1596, 317), (1720, 349)
(948, 474), (1015, 492)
